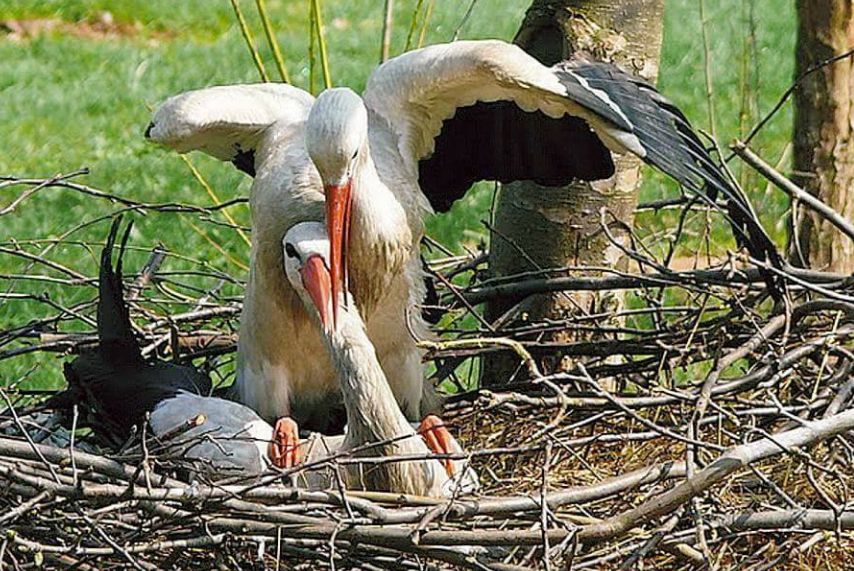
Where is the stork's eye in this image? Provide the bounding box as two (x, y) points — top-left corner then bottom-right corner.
(285, 243), (299, 259)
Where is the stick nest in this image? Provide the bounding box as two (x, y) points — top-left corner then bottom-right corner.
(1, 169), (854, 569)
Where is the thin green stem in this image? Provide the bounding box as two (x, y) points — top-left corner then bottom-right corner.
(417, 0), (435, 48)
(308, 0), (317, 93)
(404, 0), (425, 53)
(381, 0), (395, 62)
(311, 0), (333, 89)
(229, 0), (270, 82)
(255, 0), (290, 83)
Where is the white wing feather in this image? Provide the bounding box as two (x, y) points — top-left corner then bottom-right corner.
(148, 83), (315, 162)
(362, 40), (642, 172)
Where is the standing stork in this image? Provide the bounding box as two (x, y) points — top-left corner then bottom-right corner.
(302, 40), (781, 314)
(147, 39), (782, 460)
(146, 84), (437, 450)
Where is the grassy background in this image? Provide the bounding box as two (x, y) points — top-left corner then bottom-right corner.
(0, 0), (796, 388)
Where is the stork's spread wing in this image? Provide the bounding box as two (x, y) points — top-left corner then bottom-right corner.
(146, 83), (314, 176)
(363, 40), (780, 267)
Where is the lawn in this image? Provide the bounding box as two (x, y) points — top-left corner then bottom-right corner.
(0, 0), (796, 388)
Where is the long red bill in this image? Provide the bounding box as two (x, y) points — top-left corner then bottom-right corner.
(300, 254), (333, 333)
(324, 181), (352, 328)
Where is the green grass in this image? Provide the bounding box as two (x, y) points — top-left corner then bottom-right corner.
(0, 0), (796, 389)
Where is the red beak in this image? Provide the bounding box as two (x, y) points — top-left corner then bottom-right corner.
(300, 254), (333, 333)
(325, 180), (352, 328)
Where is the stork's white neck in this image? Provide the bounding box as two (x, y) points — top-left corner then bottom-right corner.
(324, 305), (416, 447)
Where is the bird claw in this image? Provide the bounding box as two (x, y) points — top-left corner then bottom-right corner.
(268, 417), (303, 469)
(417, 414), (456, 477)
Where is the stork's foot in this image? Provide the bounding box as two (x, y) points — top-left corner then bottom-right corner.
(417, 414), (456, 477)
(268, 417), (303, 469)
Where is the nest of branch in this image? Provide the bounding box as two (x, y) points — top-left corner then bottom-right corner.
(1, 166), (854, 569)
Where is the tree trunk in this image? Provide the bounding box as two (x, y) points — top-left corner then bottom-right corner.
(790, 1), (854, 272)
(482, 0), (665, 386)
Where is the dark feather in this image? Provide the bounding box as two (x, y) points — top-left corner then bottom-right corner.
(416, 57), (782, 295)
(231, 147), (256, 177)
(418, 101), (614, 212)
(45, 217), (211, 443)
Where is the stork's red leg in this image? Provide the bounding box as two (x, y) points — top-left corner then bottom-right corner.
(417, 414), (456, 477)
(268, 417), (303, 469)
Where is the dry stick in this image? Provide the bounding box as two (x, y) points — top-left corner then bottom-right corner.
(742, 46), (854, 147)
(0, 246), (88, 281)
(0, 436), (387, 521)
(180, 155), (251, 248)
(0, 175), (248, 213)
(461, 266), (845, 306)
(732, 140), (854, 244)
(419, 337), (542, 379)
(229, 0), (270, 82)
(127, 247), (167, 302)
(0, 432), (686, 525)
(575, 407), (854, 544)
(452, 0), (478, 41)
(10, 533), (229, 556)
(254, 0), (290, 83)
(715, 509), (854, 532)
(693, 313), (786, 422)
(0, 489), (52, 525)
(0, 169), (88, 215)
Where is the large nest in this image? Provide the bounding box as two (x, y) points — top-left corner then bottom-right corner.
(1, 150), (854, 569)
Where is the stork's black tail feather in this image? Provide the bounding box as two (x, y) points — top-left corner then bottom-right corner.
(556, 60), (784, 295)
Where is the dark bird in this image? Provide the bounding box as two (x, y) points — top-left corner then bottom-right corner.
(44, 218), (303, 476)
(47, 217), (211, 443)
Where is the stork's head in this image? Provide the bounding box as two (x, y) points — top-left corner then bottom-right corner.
(282, 222), (334, 334)
(305, 88), (368, 326)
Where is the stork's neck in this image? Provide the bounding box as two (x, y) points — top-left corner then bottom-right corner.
(324, 305), (416, 448)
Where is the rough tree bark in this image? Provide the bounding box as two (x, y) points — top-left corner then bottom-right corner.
(791, 1), (854, 273)
(482, 0), (665, 385)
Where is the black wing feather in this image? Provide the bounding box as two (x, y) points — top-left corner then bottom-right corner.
(97, 217), (142, 364)
(416, 56), (781, 288)
(556, 60), (781, 270)
(418, 101), (615, 212)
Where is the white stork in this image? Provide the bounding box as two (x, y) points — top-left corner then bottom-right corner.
(281, 221), (478, 496)
(141, 223), (478, 495)
(302, 40), (780, 309)
(146, 84), (437, 449)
